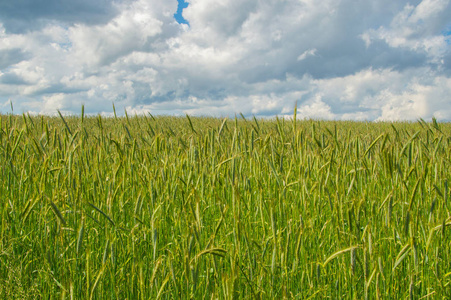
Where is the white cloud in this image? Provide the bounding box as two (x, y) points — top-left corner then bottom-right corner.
(364, 0), (451, 63)
(297, 49), (317, 61)
(297, 95), (336, 120)
(68, 0), (172, 68)
(0, 0), (450, 121)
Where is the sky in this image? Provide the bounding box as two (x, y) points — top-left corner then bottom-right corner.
(0, 0), (451, 121)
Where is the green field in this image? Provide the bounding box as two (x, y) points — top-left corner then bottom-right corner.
(1, 111), (450, 299)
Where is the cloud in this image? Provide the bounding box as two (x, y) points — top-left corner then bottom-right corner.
(297, 95), (336, 120)
(0, 0), (123, 33)
(0, 48), (29, 69)
(363, 0), (451, 63)
(297, 49), (317, 61)
(68, 12), (163, 68)
(0, 0), (450, 120)
(305, 68), (451, 121)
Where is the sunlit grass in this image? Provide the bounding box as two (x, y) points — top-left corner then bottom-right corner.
(1, 111), (450, 299)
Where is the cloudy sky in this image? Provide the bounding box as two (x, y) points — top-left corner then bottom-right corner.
(1, 0), (451, 120)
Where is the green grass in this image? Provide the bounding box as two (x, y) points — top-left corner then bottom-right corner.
(1, 111), (450, 299)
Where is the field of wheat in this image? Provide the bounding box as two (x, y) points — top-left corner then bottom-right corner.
(1, 110), (450, 299)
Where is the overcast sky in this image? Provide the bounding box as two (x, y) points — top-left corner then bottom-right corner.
(1, 0), (451, 120)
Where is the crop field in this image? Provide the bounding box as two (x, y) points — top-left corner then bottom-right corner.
(0, 110), (450, 299)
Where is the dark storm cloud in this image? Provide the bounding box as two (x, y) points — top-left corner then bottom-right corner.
(224, 0), (433, 84)
(442, 51), (451, 75)
(291, 41), (429, 80)
(0, 49), (29, 69)
(0, 72), (28, 85)
(0, 0), (123, 33)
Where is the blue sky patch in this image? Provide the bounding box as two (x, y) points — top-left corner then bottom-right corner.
(443, 25), (451, 45)
(174, 0), (189, 25)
